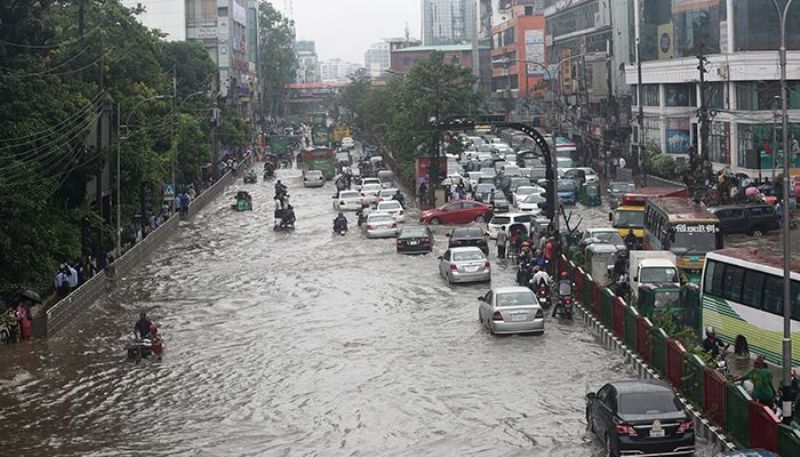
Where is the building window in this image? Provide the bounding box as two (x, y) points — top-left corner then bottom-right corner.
(709, 121), (730, 165)
(503, 27), (515, 46)
(737, 123), (772, 168)
(665, 84), (696, 106)
(642, 85), (660, 106)
(665, 118), (690, 154)
(640, 0), (726, 62)
(736, 81), (800, 110)
(704, 82), (725, 109)
(734, 0), (800, 51)
(202, 0), (215, 20)
(218, 7), (228, 17)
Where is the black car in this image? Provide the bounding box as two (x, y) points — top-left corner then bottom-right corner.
(607, 181), (636, 209)
(586, 380), (695, 457)
(491, 195), (510, 213)
(710, 203), (780, 236)
(447, 226), (489, 255)
(396, 225), (433, 254)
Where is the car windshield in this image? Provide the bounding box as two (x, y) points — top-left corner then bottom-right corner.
(455, 227), (484, 238)
(610, 183), (635, 193)
(480, 168), (496, 177)
(378, 202), (401, 210)
(380, 188), (398, 195)
(400, 227), (427, 238)
(369, 215), (393, 223)
(517, 187), (537, 195)
(522, 194), (545, 203)
(613, 210), (644, 228)
(496, 291), (535, 307)
(618, 392), (681, 415)
(491, 216), (511, 225)
(362, 184), (381, 192)
(595, 232), (624, 245)
(640, 267), (679, 283)
(340, 192), (359, 199)
(558, 180), (577, 191)
(672, 232), (717, 254)
(476, 184), (495, 193)
(452, 250), (485, 261)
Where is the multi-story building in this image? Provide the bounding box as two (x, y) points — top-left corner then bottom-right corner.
(625, 0), (800, 175)
(421, 0), (477, 46)
(319, 59), (362, 83)
(365, 41), (391, 78)
(121, 0), (186, 41)
(295, 40), (320, 84)
(390, 43), (490, 76)
(544, 0), (632, 157)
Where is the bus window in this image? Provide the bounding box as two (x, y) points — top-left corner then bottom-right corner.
(710, 261), (725, 295)
(722, 265), (745, 303)
(703, 260), (717, 294)
(763, 275), (784, 314)
(742, 270), (766, 309)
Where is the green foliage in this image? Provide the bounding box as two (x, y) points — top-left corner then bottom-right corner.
(257, 1), (296, 118)
(652, 308), (699, 351)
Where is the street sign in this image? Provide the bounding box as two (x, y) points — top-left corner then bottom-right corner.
(163, 183), (176, 201)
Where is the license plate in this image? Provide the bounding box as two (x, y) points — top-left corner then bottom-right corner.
(408, 241), (419, 245)
(649, 429), (665, 438)
(466, 265), (480, 272)
(511, 313), (527, 322)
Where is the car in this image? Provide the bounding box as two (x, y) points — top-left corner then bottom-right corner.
(362, 212), (398, 238)
(491, 194), (511, 213)
(713, 450), (780, 457)
(396, 225), (433, 254)
(474, 183), (497, 203)
(376, 200), (405, 222)
(447, 226), (489, 255)
(360, 177), (380, 186)
(467, 171), (483, 187)
(341, 137), (354, 149)
(499, 164), (522, 177)
(513, 185), (545, 206)
(303, 169), (325, 187)
(377, 187), (399, 203)
(557, 178), (579, 205)
(335, 151), (351, 165)
(579, 228), (626, 251)
(486, 212), (533, 239)
(585, 380), (695, 457)
(529, 167), (549, 186)
(419, 200), (493, 225)
(359, 183), (383, 204)
(575, 167), (600, 184)
(709, 203), (780, 236)
(608, 181), (636, 209)
(477, 287), (545, 335)
(438, 247), (491, 284)
(333, 190), (363, 211)
(479, 167), (497, 179)
(556, 157), (573, 170)
(517, 193), (546, 213)
(507, 177), (531, 193)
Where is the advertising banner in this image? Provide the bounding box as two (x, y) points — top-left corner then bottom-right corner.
(525, 30), (545, 76)
(415, 157), (448, 186)
(233, 2), (247, 26)
(658, 23), (674, 60)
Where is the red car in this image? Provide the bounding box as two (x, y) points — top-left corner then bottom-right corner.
(419, 201), (493, 225)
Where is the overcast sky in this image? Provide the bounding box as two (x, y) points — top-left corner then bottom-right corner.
(275, 0), (421, 64)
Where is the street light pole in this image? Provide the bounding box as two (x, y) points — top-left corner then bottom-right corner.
(770, 0), (795, 425)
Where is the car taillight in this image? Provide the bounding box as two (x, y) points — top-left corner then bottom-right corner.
(677, 420), (693, 433)
(396, 239), (403, 245)
(423, 238), (431, 244)
(484, 261), (490, 269)
(492, 311), (503, 321)
(450, 264), (458, 271)
(391, 223), (397, 228)
(538, 289), (546, 297)
(367, 224), (374, 229)
(535, 309), (544, 319)
(615, 423), (638, 437)
(565, 298), (573, 305)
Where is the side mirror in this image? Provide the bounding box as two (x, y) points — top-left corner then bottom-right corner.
(586, 392), (596, 401)
(445, 233), (451, 238)
(477, 296), (485, 302)
(608, 212), (613, 222)
(633, 276), (638, 282)
(437, 256), (443, 260)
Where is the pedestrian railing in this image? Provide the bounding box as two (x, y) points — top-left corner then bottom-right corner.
(565, 254), (800, 456)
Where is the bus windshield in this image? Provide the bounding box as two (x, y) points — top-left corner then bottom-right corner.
(672, 232), (717, 254)
(613, 210), (644, 228)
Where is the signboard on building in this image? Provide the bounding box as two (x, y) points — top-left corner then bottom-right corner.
(560, 48), (573, 95)
(658, 23), (674, 60)
(525, 30), (545, 76)
(233, 2), (247, 26)
(666, 118), (691, 154)
(197, 27), (217, 39)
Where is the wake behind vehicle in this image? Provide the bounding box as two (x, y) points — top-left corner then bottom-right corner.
(478, 287), (545, 335)
(585, 380), (695, 457)
(333, 190), (362, 211)
(362, 212), (398, 238)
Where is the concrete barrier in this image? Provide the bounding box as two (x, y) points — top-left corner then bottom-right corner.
(577, 303), (737, 453)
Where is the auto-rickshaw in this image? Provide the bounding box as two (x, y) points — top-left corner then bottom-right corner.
(585, 242), (621, 285)
(579, 181), (601, 206)
(637, 283), (690, 326)
(231, 191), (253, 211)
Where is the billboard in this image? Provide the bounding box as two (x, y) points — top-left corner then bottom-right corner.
(525, 30), (545, 75)
(415, 157), (448, 186)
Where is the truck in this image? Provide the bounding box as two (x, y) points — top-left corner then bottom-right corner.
(301, 147), (336, 180)
(628, 250), (679, 301)
(610, 186), (689, 240)
(331, 125), (352, 145)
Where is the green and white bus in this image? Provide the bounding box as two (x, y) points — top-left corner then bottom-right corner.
(701, 249), (800, 367)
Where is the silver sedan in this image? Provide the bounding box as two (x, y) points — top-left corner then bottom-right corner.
(438, 247), (491, 284)
(477, 287), (545, 335)
(362, 212), (398, 238)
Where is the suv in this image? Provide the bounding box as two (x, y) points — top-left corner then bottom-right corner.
(447, 226), (489, 255)
(710, 204), (779, 236)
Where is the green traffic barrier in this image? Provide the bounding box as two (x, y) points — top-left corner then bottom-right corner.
(682, 353), (705, 409)
(624, 305), (638, 349)
(725, 383), (751, 448)
(650, 327), (668, 375)
(778, 424), (800, 457)
(601, 288), (614, 328)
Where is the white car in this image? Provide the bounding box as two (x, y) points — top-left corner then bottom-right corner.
(563, 167), (600, 185)
(361, 177), (380, 186)
(577, 167), (600, 184)
(303, 169), (325, 187)
(341, 137), (354, 149)
(377, 187), (399, 203)
(334, 190), (362, 211)
(486, 212), (534, 239)
(376, 200), (405, 222)
(467, 171), (483, 187)
(513, 185), (545, 206)
(362, 212), (398, 238)
(360, 183), (383, 204)
(516, 193), (545, 214)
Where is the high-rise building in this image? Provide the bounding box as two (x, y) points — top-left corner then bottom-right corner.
(319, 59), (363, 83)
(421, 0), (477, 46)
(295, 40), (320, 83)
(364, 41), (391, 78)
(121, 0), (186, 41)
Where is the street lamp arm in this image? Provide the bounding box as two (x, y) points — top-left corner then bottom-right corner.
(124, 94), (171, 128)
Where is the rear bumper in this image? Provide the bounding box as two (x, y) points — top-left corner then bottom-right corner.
(449, 270), (491, 283)
(491, 318), (545, 334)
(366, 228), (397, 238)
(304, 180), (324, 187)
(617, 434), (695, 457)
(397, 244), (432, 254)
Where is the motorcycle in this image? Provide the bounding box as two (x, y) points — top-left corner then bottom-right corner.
(333, 220), (348, 236)
(0, 310), (20, 344)
(533, 283), (551, 309)
(554, 295), (575, 320)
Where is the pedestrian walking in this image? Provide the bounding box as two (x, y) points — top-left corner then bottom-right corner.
(496, 229), (507, 259)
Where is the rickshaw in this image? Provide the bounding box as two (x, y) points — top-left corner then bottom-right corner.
(231, 191), (253, 211)
(264, 153), (278, 170)
(585, 242), (621, 285)
(244, 169), (258, 184)
(578, 181), (601, 206)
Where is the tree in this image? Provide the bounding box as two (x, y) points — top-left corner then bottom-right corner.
(257, 2), (296, 120)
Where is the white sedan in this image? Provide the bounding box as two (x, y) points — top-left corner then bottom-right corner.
(377, 187), (399, 203)
(376, 200), (405, 222)
(512, 185), (545, 206)
(362, 212), (398, 238)
(359, 183), (383, 204)
(516, 193), (545, 214)
(333, 190), (362, 211)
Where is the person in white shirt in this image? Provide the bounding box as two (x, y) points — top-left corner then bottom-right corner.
(531, 266), (552, 289)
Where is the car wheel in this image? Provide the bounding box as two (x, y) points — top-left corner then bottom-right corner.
(750, 227), (764, 237)
(430, 217), (441, 225)
(474, 215), (485, 223)
(605, 434), (617, 457)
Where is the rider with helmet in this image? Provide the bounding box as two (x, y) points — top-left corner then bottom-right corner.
(551, 272), (573, 318)
(333, 212), (348, 232)
(134, 312), (153, 340)
(702, 327), (728, 358)
(392, 190), (405, 208)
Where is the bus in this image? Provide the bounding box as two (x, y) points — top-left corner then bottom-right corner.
(301, 147), (336, 180)
(701, 249), (800, 368)
(643, 197), (723, 283)
(611, 187), (689, 240)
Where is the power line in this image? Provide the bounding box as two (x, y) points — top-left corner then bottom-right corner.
(0, 92), (103, 147)
(0, 25), (101, 49)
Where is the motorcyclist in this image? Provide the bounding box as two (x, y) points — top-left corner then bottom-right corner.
(624, 229), (638, 251)
(134, 312), (153, 340)
(281, 204), (296, 228)
(333, 212), (348, 232)
(274, 180), (287, 196)
(702, 327), (729, 358)
(531, 266), (552, 290)
(393, 190), (405, 208)
(551, 272), (573, 318)
(356, 202), (371, 226)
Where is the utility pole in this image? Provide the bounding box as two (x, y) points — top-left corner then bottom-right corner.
(116, 102), (121, 259)
(170, 67), (177, 210)
(95, 30), (105, 248)
(634, 0), (645, 186)
(697, 45), (710, 189)
(772, 96), (779, 182)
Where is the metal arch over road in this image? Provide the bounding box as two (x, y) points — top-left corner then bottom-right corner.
(435, 114), (560, 229)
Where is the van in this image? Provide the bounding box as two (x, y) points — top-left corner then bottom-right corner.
(709, 203), (780, 236)
(377, 169), (395, 189)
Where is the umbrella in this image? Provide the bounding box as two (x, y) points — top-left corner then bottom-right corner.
(745, 186), (759, 197)
(18, 289), (41, 304)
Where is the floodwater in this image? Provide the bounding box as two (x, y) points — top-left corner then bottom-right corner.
(0, 159), (717, 456)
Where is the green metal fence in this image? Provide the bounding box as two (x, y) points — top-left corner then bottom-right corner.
(778, 424), (800, 457)
(624, 305), (638, 349)
(650, 327), (668, 375)
(725, 383), (752, 448)
(601, 288), (614, 328)
(682, 353), (705, 409)
(582, 273), (593, 310)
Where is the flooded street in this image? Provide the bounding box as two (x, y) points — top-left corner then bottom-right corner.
(0, 164), (718, 457)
